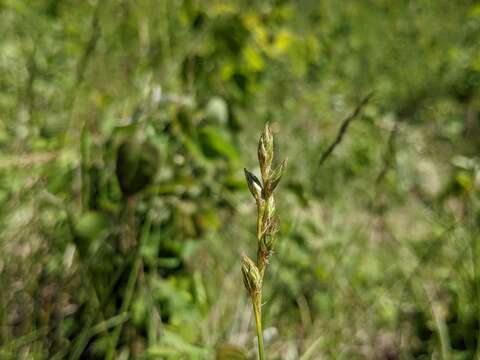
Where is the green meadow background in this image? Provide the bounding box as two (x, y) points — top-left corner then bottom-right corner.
(1, 0), (480, 359)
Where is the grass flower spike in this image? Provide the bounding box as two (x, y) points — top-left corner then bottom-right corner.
(241, 254), (262, 296)
(243, 123), (286, 360)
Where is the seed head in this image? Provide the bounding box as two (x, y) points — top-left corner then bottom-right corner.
(241, 254), (261, 295)
(260, 231), (277, 257)
(266, 159), (286, 196)
(262, 197), (276, 229)
(258, 123), (273, 183)
(259, 200), (278, 255)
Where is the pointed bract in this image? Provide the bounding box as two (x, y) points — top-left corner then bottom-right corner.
(244, 168), (263, 201)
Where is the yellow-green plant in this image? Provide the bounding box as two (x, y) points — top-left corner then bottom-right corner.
(242, 123), (286, 360)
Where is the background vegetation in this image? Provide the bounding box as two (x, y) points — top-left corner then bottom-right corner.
(1, 0), (480, 359)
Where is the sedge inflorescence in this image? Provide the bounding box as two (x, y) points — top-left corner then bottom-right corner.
(242, 123), (286, 359)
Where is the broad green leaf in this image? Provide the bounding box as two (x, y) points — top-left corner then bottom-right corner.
(199, 126), (240, 162)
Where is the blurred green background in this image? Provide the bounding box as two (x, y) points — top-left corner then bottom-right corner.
(1, 0), (480, 359)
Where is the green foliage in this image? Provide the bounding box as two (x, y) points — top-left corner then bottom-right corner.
(0, 0), (479, 359)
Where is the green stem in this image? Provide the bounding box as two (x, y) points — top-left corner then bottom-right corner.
(105, 203), (151, 360)
(105, 247), (141, 360)
(256, 201), (265, 241)
(252, 295), (265, 360)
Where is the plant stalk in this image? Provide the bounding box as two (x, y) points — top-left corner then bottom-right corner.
(243, 124), (285, 360)
(252, 294), (265, 360)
